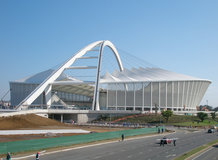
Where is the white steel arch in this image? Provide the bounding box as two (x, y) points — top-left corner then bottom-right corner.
(16, 40), (124, 110)
(92, 41), (124, 110)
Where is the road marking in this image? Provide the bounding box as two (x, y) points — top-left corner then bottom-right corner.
(94, 155), (102, 159)
(166, 154), (176, 158)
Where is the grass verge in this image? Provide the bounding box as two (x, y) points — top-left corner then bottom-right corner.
(174, 139), (218, 160)
(171, 120), (217, 127)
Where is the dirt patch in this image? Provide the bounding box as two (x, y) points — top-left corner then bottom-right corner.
(0, 114), (67, 130)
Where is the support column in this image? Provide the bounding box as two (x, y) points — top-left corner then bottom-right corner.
(177, 81), (179, 111)
(106, 84), (108, 109)
(159, 82), (160, 112)
(61, 114), (63, 123)
(150, 82), (153, 112)
(182, 81), (185, 110)
(92, 43), (104, 111)
(125, 83), (127, 111)
(189, 82), (194, 111)
(142, 82), (144, 111)
(172, 82), (174, 110)
(191, 82), (197, 110)
(194, 82), (201, 109)
(134, 83), (135, 111)
(185, 82), (190, 111)
(165, 82), (167, 110)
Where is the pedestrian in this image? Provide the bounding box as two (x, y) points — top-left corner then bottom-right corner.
(161, 128), (164, 133)
(121, 134), (124, 141)
(6, 152), (11, 160)
(160, 139), (164, 147)
(158, 128), (160, 134)
(36, 152), (40, 160)
(173, 139), (176, 146)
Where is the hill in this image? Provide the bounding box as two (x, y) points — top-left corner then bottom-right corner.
(0, 114), (66, 130)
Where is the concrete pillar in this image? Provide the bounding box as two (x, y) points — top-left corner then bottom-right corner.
(77, 114), (89, 124)
(142, 82), (144, 112)
(150, 82), (153, 112)
(77, 113), (98, 124)
(158, 82), (160, 112)
(61, 114), (63, 123)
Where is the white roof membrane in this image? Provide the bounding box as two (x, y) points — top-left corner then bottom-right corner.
(12, 67), (211, 85)
(100, 67), (211, 83)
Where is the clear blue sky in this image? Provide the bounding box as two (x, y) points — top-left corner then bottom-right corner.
(0, 0), (218, 107)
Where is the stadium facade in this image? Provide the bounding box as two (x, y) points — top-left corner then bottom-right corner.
(10, 40), (211, 112)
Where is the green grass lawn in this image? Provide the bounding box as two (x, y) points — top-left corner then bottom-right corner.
(95, 114), (218, 127)
(171, 119), (217, 127)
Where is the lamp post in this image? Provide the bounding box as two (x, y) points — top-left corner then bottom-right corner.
(159, 109), (161, 126)
(109, 114), (111, 128)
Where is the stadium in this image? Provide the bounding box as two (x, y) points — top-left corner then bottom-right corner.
(10, 40), (211, 113)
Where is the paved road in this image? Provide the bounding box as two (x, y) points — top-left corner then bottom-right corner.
(22, 129), (218, 160)
(192, 144), (218, 160)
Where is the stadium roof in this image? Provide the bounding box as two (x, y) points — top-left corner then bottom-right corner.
(12, 67), (211, 85)
(11, 69), (81, 84)
(100, 67), (211, 83)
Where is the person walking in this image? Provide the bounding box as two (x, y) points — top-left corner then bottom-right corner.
(36, 152), (40, 160)
(161, 128), (164, 133)
(121, 134), (125, 141)
(173, 138), (176, 146)
(158, 128), (160, 134)
(160, 139), (164, 147)
(6, 152), (11, 160)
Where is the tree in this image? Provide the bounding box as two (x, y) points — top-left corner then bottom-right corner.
(199, 105), (213, 111)
(213, 107), (218, 112)
(97, 114), (109, 121)
(197, 112), (208, 122)
(210, 112), (216, 120)
(161, 110), (173, 123)
(154, 104), (158, 115)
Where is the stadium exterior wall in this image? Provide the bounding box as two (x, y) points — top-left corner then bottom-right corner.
(102, 80), (210, 112)
(10, 78), (211, 112)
